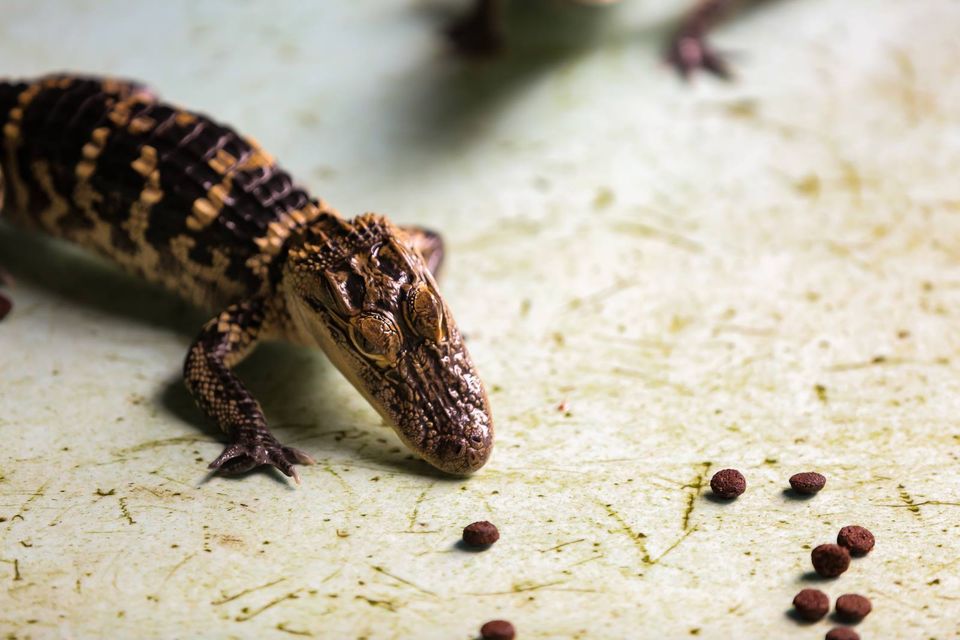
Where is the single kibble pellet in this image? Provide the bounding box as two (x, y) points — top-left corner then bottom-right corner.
(480, 619), (515, 640)
(463, 521), (500, 547)
(792, 588), (829, 621)
(837, 525), (875, 556)
(0, 295), (11, 322)
(835, 594), (872, 622)
(789, 472), (826, 494)
(825, 627), (859, 640)
(811, 543), (850, 578)
(710, 469), (746, 498)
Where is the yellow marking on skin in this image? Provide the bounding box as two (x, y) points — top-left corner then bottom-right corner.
(208, 148), (237, 174)
(236, 137), (274, 171)
(91, 126), (110, 146)
(131, 145), (158, 177)
(188, 197), (219, 231)
(168, 233), (237, 306)
(121, 169), (163, 276)
(208, 181), (230, 208)
(101, 78), (124, 94)
(108, 104), (131, 127)
(106, 92), (150, 128)
(31, 160), (72, 231)
(75, 124), (113, 183)
(245, 202), (331, 280)
(174, 111), (196, 126)
(75, 161), (96, 181)
(128, 115), (156, 135)
(1, 83), (45, 214)
(186, 169), (234, 231)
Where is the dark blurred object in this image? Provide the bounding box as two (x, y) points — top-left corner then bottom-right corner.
(447, 0), (764, 80)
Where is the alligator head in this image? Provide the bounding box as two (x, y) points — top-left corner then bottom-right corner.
(282, 212), (493, 474)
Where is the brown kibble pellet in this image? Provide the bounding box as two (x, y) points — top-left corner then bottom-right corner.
(0, 294), (10, 322)
(825, 627), (859, 640)
(710, 468), (746, 498)
(480, 619), (515, 640)
(837, 525), (875, 556)
(792, 588), (829, 621)
(835, 594), (872, 622)
(789, 472), (826, 494)
(811, 543), (850, 577)
(463, 521), (500, 547)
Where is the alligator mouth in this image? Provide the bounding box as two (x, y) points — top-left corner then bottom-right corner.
(388, 339), (493, 474)
(314, 314), (493, 474)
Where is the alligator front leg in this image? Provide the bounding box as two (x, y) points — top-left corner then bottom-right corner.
(666, 0), (737, 79)
(401, 226), (445, 278)
(184, 297), (315, 481)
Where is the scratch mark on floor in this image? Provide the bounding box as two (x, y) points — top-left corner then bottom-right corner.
(354, 595), (396, 612)
(878, 499), (960, 509)
(465, 580), (566, 596)
(567, 554), (603, 569)
(609, 221), (704, 253)
(897, 484), (922, 518)
(538, 538), (586, 553)
(406, 482), (435, 531)
(601, 502), (651, 564)
(10, 480), (49, 523)
(118, 496), (136, 525)
(826, 355), (914, 372)
(566, 276), (635, 311)
(609, 367), (694, 396)
(212, 577), (287, 605)
(276, 622), (313, 636)
(162, 552), (197, 585)
(114, 435), (210, 455)
(681, 462), (712, 531)
(648, 527), (698, 565)
(371, 565), (437, 597)
(322, 464), (351, 494)
(235, 589), (303, 622)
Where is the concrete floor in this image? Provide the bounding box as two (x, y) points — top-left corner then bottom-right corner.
(1, 1), (959, 638)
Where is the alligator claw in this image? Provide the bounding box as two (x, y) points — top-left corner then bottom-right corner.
(666, 34), (733, 81)
(209, 440), (316, 483)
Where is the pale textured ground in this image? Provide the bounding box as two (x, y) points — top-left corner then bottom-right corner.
(1, 1), (960, 638)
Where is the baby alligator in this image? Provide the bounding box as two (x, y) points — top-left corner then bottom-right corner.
(0, 74), (493, 481)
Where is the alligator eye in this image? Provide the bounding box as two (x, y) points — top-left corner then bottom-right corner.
(404, 282), (445, 343)
(348, 313), (402, 365)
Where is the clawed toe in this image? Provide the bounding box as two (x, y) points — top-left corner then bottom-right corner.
(208, 440), (315, 482)
(667, 36), (732, 80)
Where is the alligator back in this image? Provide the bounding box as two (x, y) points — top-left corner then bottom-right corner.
(0, 75), (330, 309)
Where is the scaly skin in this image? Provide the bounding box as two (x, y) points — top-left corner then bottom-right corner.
(0, 74), (493, 480)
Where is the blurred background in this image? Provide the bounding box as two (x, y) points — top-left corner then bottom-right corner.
(1, 1), (959, 638)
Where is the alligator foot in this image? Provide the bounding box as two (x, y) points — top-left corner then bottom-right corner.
(209, 437), (316, 483)
(666, 0), (735, 80)
(666, 33), (732, 80)
(446, 0), (504, 56)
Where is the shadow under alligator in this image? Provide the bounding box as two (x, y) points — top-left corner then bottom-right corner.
(0, 222), (455, 479)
